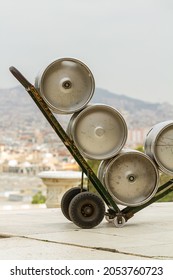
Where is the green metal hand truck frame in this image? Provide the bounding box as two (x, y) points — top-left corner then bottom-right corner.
(9, 66), (173, 229)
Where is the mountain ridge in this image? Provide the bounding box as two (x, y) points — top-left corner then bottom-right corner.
(0, 86), (173, 130)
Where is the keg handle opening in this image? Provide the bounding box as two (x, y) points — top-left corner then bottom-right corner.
(61, 78), (72, 90)
(127, 174), (136, 183)
(62, 80), (72, 89)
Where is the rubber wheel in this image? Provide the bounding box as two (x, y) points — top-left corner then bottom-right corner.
(61, 187), (87, 221)
(69, 192), (105, 229)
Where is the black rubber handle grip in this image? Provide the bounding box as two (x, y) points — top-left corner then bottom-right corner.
(9, 66), (32, 89)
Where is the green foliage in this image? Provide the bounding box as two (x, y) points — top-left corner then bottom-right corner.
(157, 173), (173, 202)
(87, 159), (101, 194)
(157, 191), (173, 202)
(32, 191), (46, 204)
(87, 159), (101, 174)
(135, 145), (144, 152)
(159, 173), (172, 186)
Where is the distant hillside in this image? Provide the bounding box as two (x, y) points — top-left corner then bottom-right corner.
(94, 88), (160, 112)
(93, 88), (173, 128)
(0, 86), (173, 130)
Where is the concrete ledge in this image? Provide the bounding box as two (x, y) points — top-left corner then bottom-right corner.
(0, 203), (173, 260)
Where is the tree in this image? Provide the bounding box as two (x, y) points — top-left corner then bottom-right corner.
(32, 191), (46, 204)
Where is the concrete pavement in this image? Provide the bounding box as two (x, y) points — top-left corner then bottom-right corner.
(0, 203), (173, 260)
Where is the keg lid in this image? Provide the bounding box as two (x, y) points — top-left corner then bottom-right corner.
(154, 122), (173, 175)
(145, 120), (173, 175)
(68, 104), (128, 159)
(35, 58), (95, 114)
(104, 150), (159, 206)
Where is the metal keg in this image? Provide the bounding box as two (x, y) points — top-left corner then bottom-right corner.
(97, 149), (159, 206)
(144, 120), (173, 175)
(67, 104), (128, 160)
(35, 58), (95, 114)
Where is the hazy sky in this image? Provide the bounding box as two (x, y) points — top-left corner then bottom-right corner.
(1, 0), (173, 104)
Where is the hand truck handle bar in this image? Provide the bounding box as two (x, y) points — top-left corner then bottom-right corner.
(9, 66), (33, 89)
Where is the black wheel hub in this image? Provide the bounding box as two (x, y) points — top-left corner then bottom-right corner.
(81, 204), (94, 217)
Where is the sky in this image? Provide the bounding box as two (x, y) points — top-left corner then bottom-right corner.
(0, 0), (173, 104)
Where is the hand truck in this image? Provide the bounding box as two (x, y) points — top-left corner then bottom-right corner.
(9, 66), (173, 229)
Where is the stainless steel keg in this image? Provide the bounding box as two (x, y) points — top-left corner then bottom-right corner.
(35, 58), (95, 114)
(67, 104), (128, 160)
(144, 120), (173, 175)
(98, 149), (159, 206)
